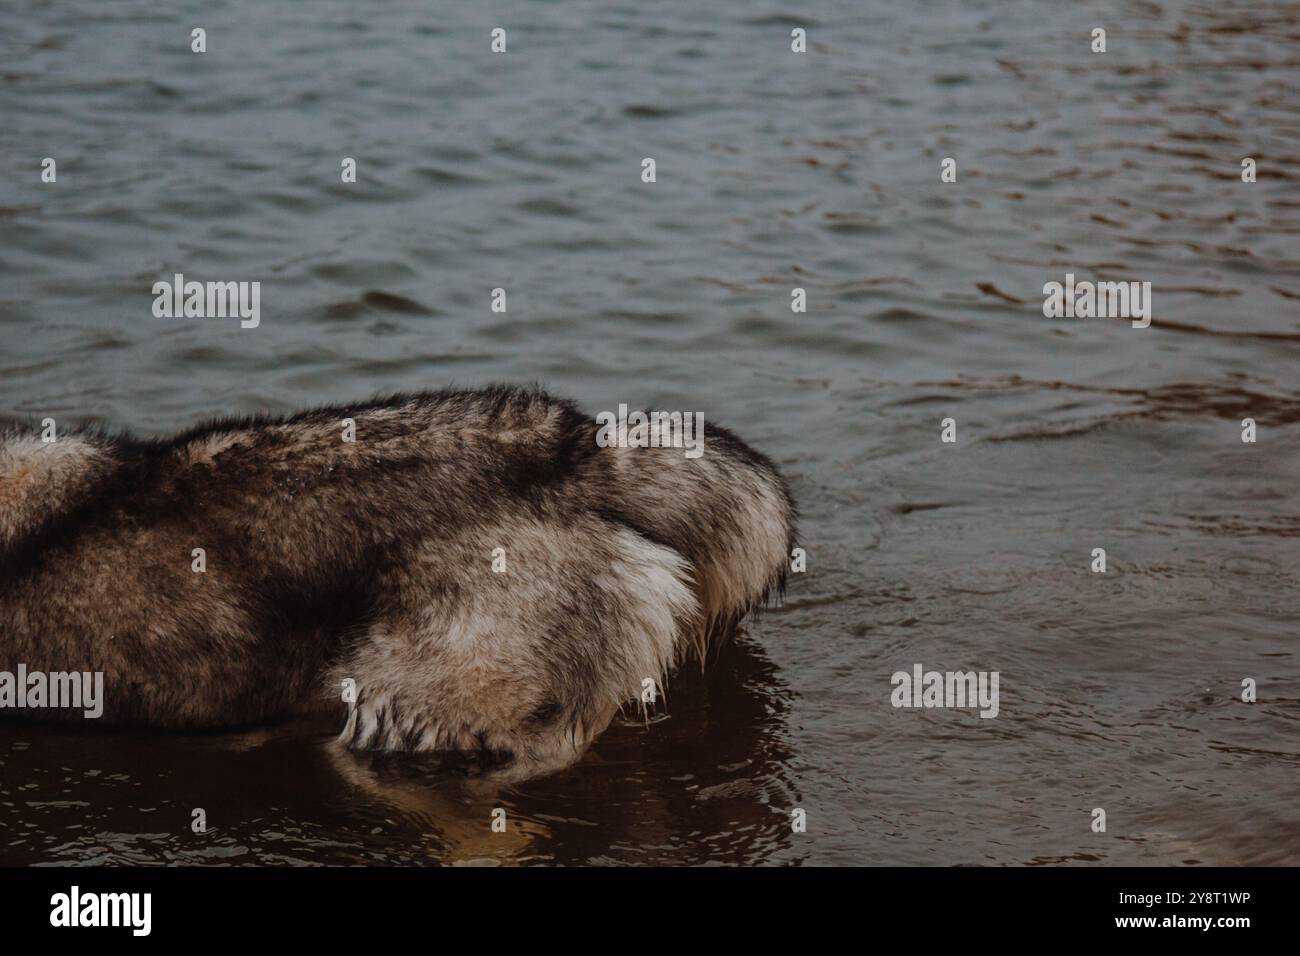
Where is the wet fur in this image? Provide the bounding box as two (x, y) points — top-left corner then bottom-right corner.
(0, 387), (796, 777)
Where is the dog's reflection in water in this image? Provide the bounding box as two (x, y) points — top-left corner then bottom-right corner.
(322, 631), (798, 866)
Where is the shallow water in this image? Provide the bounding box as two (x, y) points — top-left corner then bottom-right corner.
(1, 0), (1298, 865)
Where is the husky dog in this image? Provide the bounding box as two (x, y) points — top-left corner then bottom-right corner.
(0, 387), (795, 778)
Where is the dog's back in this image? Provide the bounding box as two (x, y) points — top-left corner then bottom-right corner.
(0, 387), (795, 776)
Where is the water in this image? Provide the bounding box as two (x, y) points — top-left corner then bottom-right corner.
(1, 0), (1298, 865)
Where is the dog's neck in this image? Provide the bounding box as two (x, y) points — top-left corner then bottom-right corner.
(0, 429), (118, 550)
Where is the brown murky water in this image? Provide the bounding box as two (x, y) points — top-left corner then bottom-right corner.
(1, 1), (1298, 865)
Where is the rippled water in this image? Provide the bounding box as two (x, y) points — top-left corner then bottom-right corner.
(2, 0), (1298, 865)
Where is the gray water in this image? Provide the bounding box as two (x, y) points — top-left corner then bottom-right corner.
(1, 0), (1298, 866)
